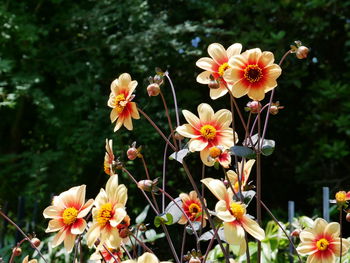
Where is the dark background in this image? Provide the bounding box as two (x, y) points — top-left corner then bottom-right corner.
(1, 0), (350, 259)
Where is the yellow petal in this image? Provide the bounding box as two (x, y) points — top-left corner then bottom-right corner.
(123, 115), (133, 130)
(215, 200), (235, 222)
(258, 51), (275, 67)
(226, 43), (242, 58)
(138, 252), (160, 263)
(208, 43), (228, 65)
(196, 71), (211, 84)
(247, 87), (265, 101)
(241, 215), (265, 241)
(223, 222), (245, 245)
(209, 86), (228, 100)
(245, 48), (262, 64)
(200, 148), (213, 166)
(324, 222), (340, 238)
(118, 73), (132, 87)
(130, 102), (140, 119)
(196, 57), (215, 71)
(86, 223), (100, 248)
(213, 109), (232, 129)
(71, 218), (87, 235)
(127, 80), (138, 98)
(313, 218), (328, 235)
(46, 219), (65, 233)
(182, 110), (200, 128)
(109, 207), (127, 227)
(114, 117), (123, 132)
(43, 206), (61, 219)
(114, 184), (128, 206)
(230, 79), (249, 98)
(78, 198), (94, 218)
(265, 64), (282, 79)
(201, 178), (228, 201)
(217, 128), (236, 147)
(106, 174), (119, 198)
(198, 103), (214, 123)
(107, 227), (122, 248)
(296, 241), (317, 255)
(176, 124), (199, 139)
(299, 230), (315, 242)
(331, 238), (350, 255)
(52, 228), (66, 248)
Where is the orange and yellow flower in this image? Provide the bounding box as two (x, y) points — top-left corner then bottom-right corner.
(176, 103), (237, 166)
(223, 48), (282, 101)
(227, 160), (255, 193)
(335, 191), (350, 204)
(43, 185), (94, 252)
(201, 178), (265, 254)
(104, 139), (115, 175)
(196, 43), (242, 100)
(178, 191), (207, 227)
(86, 174), (128, 249)
(207, 146), (231, 168)
(108, 73), (140, 131)
(22, 256), (38, 263)
(296, 218), (350, 263)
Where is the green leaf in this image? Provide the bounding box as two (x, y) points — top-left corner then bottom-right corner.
(136, 205), (150, 224)
(230, 146), (256, 159)
(154, 213), (173, 227)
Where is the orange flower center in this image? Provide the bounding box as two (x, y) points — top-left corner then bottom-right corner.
(230, 203), (245, 220)
(316, 238), (329, 251)
(114, 94), (127, 113)
(218, 63), (230, 76)
(188, 203), (201, 214)
(200, 125), (217, 140)
(336, 191), (347, 202)
(62, 207), (78, 225)
(244, 64), (263, 83)
(97, 203), (113, 226)
(209, 146), (222, 158)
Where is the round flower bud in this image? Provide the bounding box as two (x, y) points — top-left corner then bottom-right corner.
(291, 229), (301, 237)
(189, 257), (201, 263)
(346, 213), (350, 223)
(31, 238), (41, 248)
(137, 180), (154, 192)
(296, 46), (309, 59)
(147, 83), (160, 97)
(335, 191), (347, 204)
(127, 147), (139, 160)
(246, 101), (261, 114)
(12, 247), (22, 256)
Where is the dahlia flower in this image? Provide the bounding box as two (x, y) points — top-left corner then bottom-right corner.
(297, 218), (350, 263)
(335, 191), (350, 204)
(227, 159), (255, 193)
(176, 103), (237, 166)
(207, 145), (231, 168)
(86, 174), (128, 248)
(108, 73), (140, 131)
(223, 48), (282, 101)
(178, 191), (207, 226)
(196, 43), (242, 100)
(122, 252), (172, 263)
(43, 185), (94, 252)
(22, 256), (38, 263)
(201, 178), (265, 253)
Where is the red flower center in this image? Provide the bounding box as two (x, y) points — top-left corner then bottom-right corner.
(244, 64), (263, 83)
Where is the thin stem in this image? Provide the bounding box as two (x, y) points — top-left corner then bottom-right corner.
(180, 226), (187, 263)
(103, 244), (119, 263)
(9, 238), (27, 263)
(182, 161), (230, 262)
(129, 232), (154, 253)
(162, 133), (172, 212)
(141, 156), (160, 212)
(159, 90), (178, 150)
(260, 200), (303, 263)
(256, 109), (262, 263)
(203, 225), (220, 263)
(137, 107), (176, 151)
(249, 104), (270, 139)
(340, 208), (343, 262)
(121, 243), (132, 259)
(0, 210), (48, 263)
(245, 232), (251, 263)
(99, 251), (107, 263)
(161, 223), (181, 263)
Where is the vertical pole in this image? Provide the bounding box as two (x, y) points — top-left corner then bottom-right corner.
(288, 201), (295, 263)
(323, 187), (330, 221)
(15, 196), (25, 243)
(0, 201), (8, 248)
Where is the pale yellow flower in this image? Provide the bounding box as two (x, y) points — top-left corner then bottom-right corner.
(176, 103), (237, 166)
(196, 43), (242, 100)
(178, 191), (207, 227)
(122, 252), (172, 263)
(43, 185), (94, 252)
(108, 73), (140, 131)
(22, 256), (38, 263)
(86, 174), (128, 248)
(297, 218), (350, 263)
(223, 48), (282, 101)
(227, 159), (255, 193)
(201, 178), (265, 254)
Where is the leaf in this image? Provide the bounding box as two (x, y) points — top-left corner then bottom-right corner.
(164, 197), (183, 223)
(136, 205), (150, 224)
(144, 229), (165, 242)
(230, 146), (256, 159)
(261, 139), (275, 156)
(185, 221), (201, 235)
(199, 227), (225, 242)
(169, 149), (190, 163)
(154, 213), (173, 227)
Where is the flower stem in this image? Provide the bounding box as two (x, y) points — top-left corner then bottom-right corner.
(260, 200), (303, 263)
(129, 231), (154, 253)
(141, 156), (160, 212)
(256, 109), (262, 263)
(162, 134), (172, 212)
(137, 107), (176, 151)
(164, 72), (180, 130)
(0, 210), (48, 263)
(103, 244), (119, 263)
(180, 226), (187, 263)
(9, 238), (27, 263)
(203, 225), (220, 263)
(340, 208), (343, 262)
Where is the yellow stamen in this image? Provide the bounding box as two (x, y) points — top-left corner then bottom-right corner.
(97, 203), (113, 226)
(62, 207), (78, 225)
(244, 64), (263, 83)
(114, 94), (127, 113)
(230, 203), (245, 220)
(316, 238), (329, 251)
(209, 146), (222, 158)
(336, 191), (347, 202)
(200, 125), (217, 140)
(218, 63), (230, 76)
(188, 203), (201, 214)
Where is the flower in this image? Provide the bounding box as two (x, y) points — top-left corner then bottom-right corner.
(90, 245), (123, 263)
(296, 218), (350, 263)
(104, 139), (115, 175)
(335, 191), (350, 204)
(201, 178), (265, 254)
(223, 48), (282, 101)
(122, 252), (172, 263)
(22, 256), (38, 263)
(176, 103), (237, 166)
(227, 160), (255, 193)
(178, 191), (207, 226)
(43, 185), (94, 252)
(108, 73), (140, 131)
(196, 43), (242, 100)
(86, 174), (128, 249)
(207, 146), (231, 168)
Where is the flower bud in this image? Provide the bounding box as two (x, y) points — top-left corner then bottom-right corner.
(127, 147), (138, 160)
(137, 180), (154, 192)
(296, 46), (309, 59)
(31, 237), (41, 247)
(12, 247), (21, 256)
(147, 83), (160, 97)
(189, 257), (201, 263)
(119, 228), (129, 238)
(291, 229), (301, 237)
(269, 102), (284, 115)
(346, 213), (350, 223)
(335, 191), (347, 204)
(246, 101), (261, 114)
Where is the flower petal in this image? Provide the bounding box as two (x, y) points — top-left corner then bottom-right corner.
(331, 238), (350, 256)
(215, 200), (234, 222)
(188, 138), (208, 152)
(224, 222), (245, 245)
(64, 231), (76, 253)
(43, 206), (61, 219)
(226, 43), (243, 58)
(230, 79), (249, 98)
(258, 51), (275, 67)
(130, 102), (140, 119)
(106, 175), (119, 199)
(241, 215), (265, 241)
(71, 218), (87, 235)
(52, 228), (66, 248)
(78, 198), (94, 218)
(196, 57), (215, 71)
(200, 148), (213, 166)
(209, 86), (228, 100)
(118, 73), (131, 88)
(176, 124), (200, 139)
(114, 117), (123, 132)
(86, 223), (100, 248)
(201, 178), (228, 201)
(247, 87), (265, 101)
(208, 43), (228, 65)
(296, 241), (317, 255)
(196, 71), (211, 84)
(213, 109), (232, 129)
(182, 110), (200, 128)
(110, 108), (119, 123)
(46, 219), (65, 233)
(324, 222), (340, 238)
(264, 64), (282, 80)
(198, 103), (214, 123)
(138, 252), (160, 263)
(109, 207), (127, 227)
(246, 48), (262, 64)
(123, 115), (133, 130)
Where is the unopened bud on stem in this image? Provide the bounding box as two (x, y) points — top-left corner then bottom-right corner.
(296, 46), (309, 59)
(147, 83), (160, 97)
(12, 247), (22, 256)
